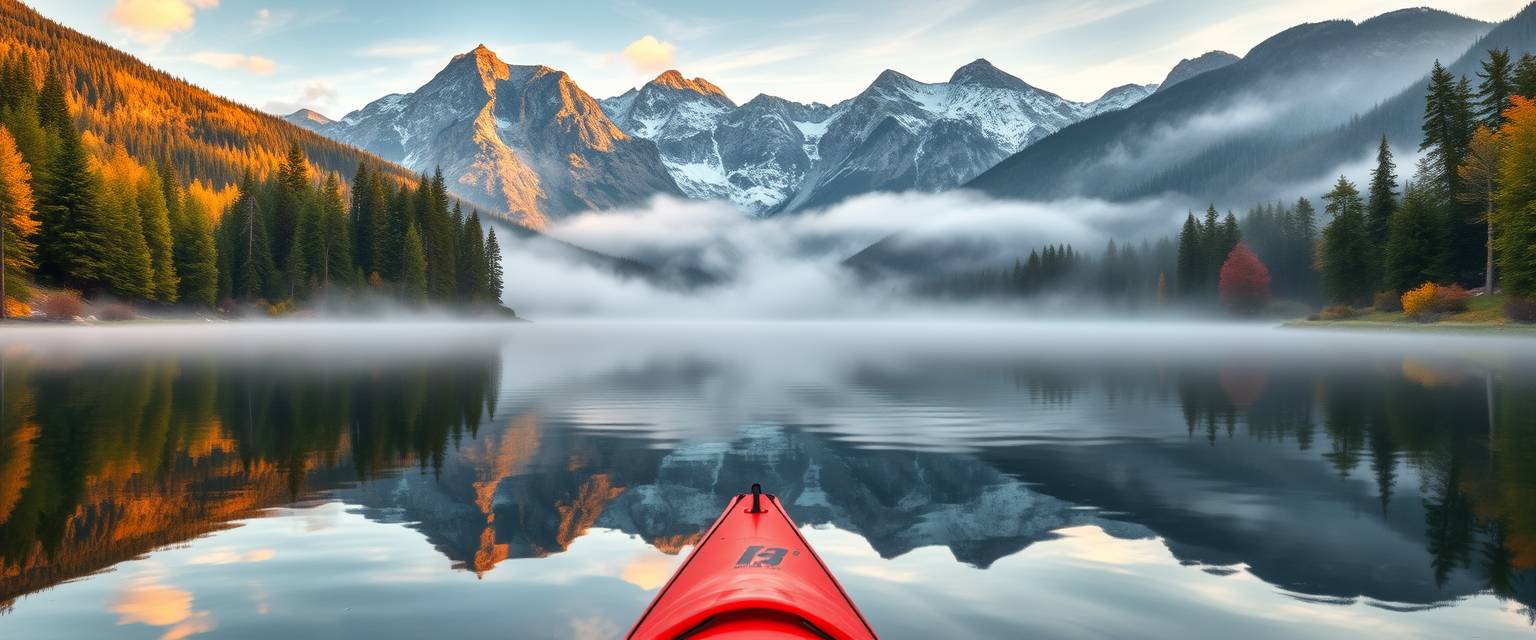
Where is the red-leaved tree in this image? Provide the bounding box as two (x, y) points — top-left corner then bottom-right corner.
(1218, 243), (1271, 315)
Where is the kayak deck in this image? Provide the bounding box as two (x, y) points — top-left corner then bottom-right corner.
(627, 486), (878, 640)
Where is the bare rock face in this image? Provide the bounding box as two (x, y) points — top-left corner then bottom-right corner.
(290, 45), (681, 228)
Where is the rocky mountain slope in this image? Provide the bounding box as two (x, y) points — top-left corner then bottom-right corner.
(600, 59), (1156, 214)
(292, 45), (682, 228)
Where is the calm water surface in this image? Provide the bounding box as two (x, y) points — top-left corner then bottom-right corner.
(0, 321), (1533, 639)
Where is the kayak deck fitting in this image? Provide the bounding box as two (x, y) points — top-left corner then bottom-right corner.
(626, 484), (879, 640)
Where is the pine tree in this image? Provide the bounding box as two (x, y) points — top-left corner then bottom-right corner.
(1291, 197), (1320, 302)
(1366, 135), (1398, 250)
(138, 163), (177, 301)
(1176, 213), (1202, 297)
(171, 178), (218, 306)
(1515, 52), (1536, 99)
(458, 210), (486, 301)
(1321, 176), (1374, 305)
(319, 173), (351, 288)
(402, 225), (427, 305)
(99, 160), (151, 298)
(228, 172), (274, 301)
(483, 226), (503, 304)
(273, 142), (308, 271)
(35, 114), (109, 293)
(1477, 48), (1514, 130)
(349, 162), (374, 273)
(1220, 211), (1241, 255)
(426, 168), (456, 300)
(0, 54), (49, 195)
(293, 194), (320, 295)
(1421, 62), (1483, 285)
(1385, 182), (1446, 293)
(0, 127), (39, 313)
(35, 71), (71, 134)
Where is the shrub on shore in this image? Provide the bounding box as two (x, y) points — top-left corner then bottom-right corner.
(38, 291), (85, 320)
(1402, 283), (1438, 320)
(1373, 291), (1402, 312)
(1507, 297), (1536, 323)
(1320, 305), (1361, 320)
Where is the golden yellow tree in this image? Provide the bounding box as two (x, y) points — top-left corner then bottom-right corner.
(0, 126), (39, 317)
(1459, 125), (1502, 293)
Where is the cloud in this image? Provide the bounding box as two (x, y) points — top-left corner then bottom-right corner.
(189, 51), (277, 75)
(262, 81), (339, 115)
(494, 190), (1186, 319)
(621, 35), (677, 72)
(108, 0), (218, 44)
(109, 576), (218, 640)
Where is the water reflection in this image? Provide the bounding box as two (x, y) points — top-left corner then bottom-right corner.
(0, 323), (1534, 637)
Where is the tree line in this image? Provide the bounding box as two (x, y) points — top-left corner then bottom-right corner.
(0, 54), (505, 316)
(1160, 50), (1536, 320)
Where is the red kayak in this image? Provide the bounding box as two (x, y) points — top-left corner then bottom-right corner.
(627, 484), (879, 640)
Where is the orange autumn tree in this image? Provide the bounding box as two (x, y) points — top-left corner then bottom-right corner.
(1495, 96), (1536, 311)
(1218, 243), (1271, 316)
(0, 126), (39, 317)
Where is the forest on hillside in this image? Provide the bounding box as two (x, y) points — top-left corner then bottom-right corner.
(925, 49), (1536, 325)
(0, 51), (507, 318)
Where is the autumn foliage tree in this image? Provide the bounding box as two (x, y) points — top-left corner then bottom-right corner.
(1494, 96), (1536, 305)
(1218, 242), (1271, 315)
(0, 127), (38, 316)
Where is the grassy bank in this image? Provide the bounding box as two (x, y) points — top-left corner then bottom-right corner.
(1284, 294), (1536, 334)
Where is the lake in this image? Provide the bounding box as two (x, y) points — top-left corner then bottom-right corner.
(0, 321), (1533, 639)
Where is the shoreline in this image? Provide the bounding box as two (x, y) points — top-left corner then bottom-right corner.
(1282, 319), (1536, 334)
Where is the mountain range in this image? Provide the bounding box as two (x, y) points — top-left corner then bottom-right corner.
(596, 59), (1156, 214)
(288, 6), (1536, 236)
(969, 7), (1496, 202)
(291, 50), (1167, 221)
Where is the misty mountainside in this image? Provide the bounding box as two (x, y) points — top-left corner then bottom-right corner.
(1210, 2), (1536, 207)
(600, 60), (1156, 214)
(968, 8), (1494, 204)
(290, 45), (682, 229)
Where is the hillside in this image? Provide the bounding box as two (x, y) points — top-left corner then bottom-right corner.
(0, 0), (419, 189)
(968, 8), (1493, 203)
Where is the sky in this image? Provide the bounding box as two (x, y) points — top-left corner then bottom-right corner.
(24, 0), (1532, 117)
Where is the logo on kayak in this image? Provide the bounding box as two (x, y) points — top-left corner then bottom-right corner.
(735, 545), (798, 568)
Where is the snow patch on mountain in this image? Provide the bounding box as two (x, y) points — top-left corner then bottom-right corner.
(603, 59), (1156, 215)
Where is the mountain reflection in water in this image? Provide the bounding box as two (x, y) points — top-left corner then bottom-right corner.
(0, 322), (1533, 638)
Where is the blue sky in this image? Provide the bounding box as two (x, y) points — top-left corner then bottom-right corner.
(25, 0), (1530, 117)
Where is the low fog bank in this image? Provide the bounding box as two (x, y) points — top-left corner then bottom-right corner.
(494, 191), (1198, 320)
(8, 320), (1530, 447)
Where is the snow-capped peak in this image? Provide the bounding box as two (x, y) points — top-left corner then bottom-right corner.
(284, 108), (335, 127)
(649, 70), (730, 100)
(948, 58), (1033, 92)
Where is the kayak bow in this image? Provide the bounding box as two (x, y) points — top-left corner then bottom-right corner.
(626, 484), (879, 640)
